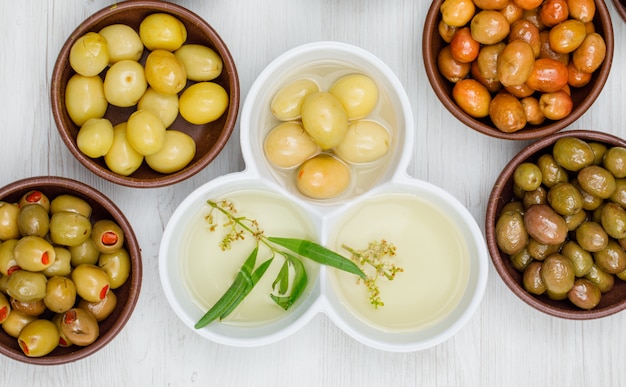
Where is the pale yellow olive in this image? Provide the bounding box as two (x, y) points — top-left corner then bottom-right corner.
(1, 309), (36, 338)
(71, 264), (110, 303)
(18, 319), (59, 357)
(42, 247), (72, 277)
(137, 87), (179, 128)
(301, 91), (349, 149)
(296, 154), (351, 199)
(0, 239), (19, 276)
(77, 118), (115, 158)
(98, 24), (143, 63)
(43, 276), (76, 314)
(0, 292), (9, 324)
(263, 121), (320, 169)
(126, 109), (166, 156)
(179, 82), (229, 124)
(144, 49), (187, 95)
(13, 236), (56, 272)
(69, 32), (109, 77)
(68, 237), (100, 266)
(79, 291), (117, 322)
(270, 78), (320, 121)
(0, 201), (20, 240)
(329, 74), (379, 120)
(139, 13), (187, 51)
(334, 120), (390, 164)
(91, 219), (125, 254)
(65, 74), (108, 126)
(145, 130), (196, 174)
(50, 194), (92, 218)
(104, 122), (144, 176)
(98, 247), (131, 289)
(6, 270), (47, 303)
(174, 44), (223, 82)
(49, 211), (92, 247)
(103, 59), (148, 107)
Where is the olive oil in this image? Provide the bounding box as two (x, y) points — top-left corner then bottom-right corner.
(328, 193), (470, 332)
(180, 190), (318, 326)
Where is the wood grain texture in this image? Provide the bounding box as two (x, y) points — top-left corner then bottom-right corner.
(1, 0), (625, 386)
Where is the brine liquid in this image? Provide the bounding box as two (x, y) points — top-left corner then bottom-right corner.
(180, 190), (318, 326)
(328, 193), (470, 332)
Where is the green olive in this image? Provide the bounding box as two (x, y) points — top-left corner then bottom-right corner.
(18, 191), (50, 212)
(0, 239), (20, 276)
(540, 254), (575, 299)
(527, 238), (561, 261)
(1, 309), (36, 338)
(78, 291), (117, 322)
(510, 248), (533, 271)
(10, 297), (46, 317)
(68, 237), (100, 266)
(0, 201), (20, 241)
(589, 142), (608, 165)
(537, 154), (569, 188)
(609, 178), (626, 208)
(584, 264), (615, 293)
(593, 240), (626, 274)
(563, 209), (587, 231)
(577, 165), (616, 199)
(568, 278), (602, 310)
(571, 179), (603, 211)
(6, 270), (47, 303)
(42, 247), (72, 277)
(44, 276), (77, 314)
(495, 210), (529, 255)
(49, 211), (92, 247)
(51, 313), (73, 347)
(575, 221), (609, 252)
(547, 182), (583, 216)
(13, 236), (56, 272)
(501, 200), (525, 214)
(71, 264), (110, 303)
(523, 261), (546, 295)
(17, 204), (50, 238)
(18, 319), (59, 357)
(513, 162), (543, 191)
(552, 137), (594, 172)
(50, 194), (92, 218)
(0, 292), (9, 324)
(523, 186), (548, 208)
(602, 146), (626, 178)
(60, 307), (99, 346)
(91, 219), (125, 254)
(98, 247), (131, 289)
(561, 241), (593, 277)
(600, 202), (626, 239)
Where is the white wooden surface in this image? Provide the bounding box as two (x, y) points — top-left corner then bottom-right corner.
(1, 0), (625, 385)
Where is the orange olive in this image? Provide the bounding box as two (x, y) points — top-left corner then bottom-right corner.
(438, 20), (458, 43)
(489, 92), (527, 133)
(471, 61), (502, 93)
(513, 0), (543, 11)
(497, 41), (535, 87)
(437, 45), (471, 83)
(505, 83), (536, 98)
(572, 33), (606, 74)
(476, 43), (505, 85)
(450, 27), (480, 63)
(526, 58), (569, 93)
(567, 60), (592, 87)
(471, 10), (511, 45)
(549, 19), (587, 54)
(500, 1), (524, 24)
(452, 79), (492, 118)
(539, 90), (572, 120)
(521, 96), (545, 125)
(539, 0), (569, 27)
(567, 0), (595, 23)
(473, 0), (509, 10)
(539, 30), (569, 65)
(440, 0), (476, 27)
(509, 19), (541, 57)
(522, 8), (547, 31)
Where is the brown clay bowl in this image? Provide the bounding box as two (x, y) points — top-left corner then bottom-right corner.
(422, 1), (614, 140)
(0, 176), (142, 364)
(50, 0), (240, 188)
(486, 130), (626, 319)
(613, 0), (626, 22)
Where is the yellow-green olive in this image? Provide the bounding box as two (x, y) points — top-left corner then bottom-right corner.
(18, 191), (50, 212)
(568, 278), (601, 310)
(334, 121), (390, 164)
(91, 219), (125, 254)
(296, 154), (352, 199)
(13, 236), (56, 272)
(60, 307), (99, 346)
(1, 309), (36, 338)
(513, 162), (542, 191)
(0, 292), (10, 324)
(600, 202), (626, 239)
(527, 238), (561, 261)
(263, 122), (320, 169)
(179, 82), (229, 125)
(537, 154), (569, 188)
(77, 118), (115, 158)
(575, 221), (609, 252)
(577, 165), (616, 199)
(79, 291), (117, 322)
(0, 239), (20, 276)
(65, 74), (108, 127)
(523, 261), (546, 295)
(104, 122), (144, 176)
(139, 13), (187, 52)
(71, 264), (110, 303)
(49, 211), (92, 247)
(552, 137), (595, 172)
(103, 59), (148, 107)
(547, 182), (583, 216)
(98, 24), (143, 63)
(0, 202), (21, 241)
(584, 264), (614, 293)
(137, 87), (180, 128)
(540, 254), (575, 298)
(18, 319), (59, 357)
(51, 313), (73, 347)
(301, 91), (349, 149)
(510, 248), (533, 271)
(98, 247), (130, 289)
(593, 240), (626, 274)
(50, 194), (92, 218)
(329, 73), (379, 120)
(270, 78), (320, 121)
(603, 146), (626, 178)
(43, 276), (77, 314)
(17, 203), (50, 238)
(174, 44), (223, 82)
(42, 247), (72, 277)
(495, 210), (528, 255)
(145, 130), (196, 174)
(69, 32), (109, 77)
(6, 270), (47, 303)
(68, 237), (100, 266)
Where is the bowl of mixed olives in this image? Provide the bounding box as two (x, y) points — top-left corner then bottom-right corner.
(486, 130), (626, 319)
(423, 0), (613, 140)
(0, 176), (141, 364)
(50, 0), (240, 188)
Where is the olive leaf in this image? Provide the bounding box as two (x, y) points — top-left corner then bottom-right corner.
(270, 252), (308, 310)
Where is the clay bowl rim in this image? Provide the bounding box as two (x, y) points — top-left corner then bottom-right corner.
(422, 0), (614, 141)
(613, 0), (626, 23)
(0, 176), (142, 365)
(50, 0), (240, 188)
(485, 129), (626, 319)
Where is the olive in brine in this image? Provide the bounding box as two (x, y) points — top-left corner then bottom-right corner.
(552, 137), (594, 172)
(49, 211), (92, 247)
(17, 203), (50, 238)
(18, 319), (59, 357)
(98, 247), (131, 289)
(13, 236), (56, 272)
(568, 278), (601, 310)
(575, 221), (609, 252)
(577, 165), (616, 199)
(547, 182), (583, 216)
(72, 264), (110, 303)
(18, 191), (50, 212)
(44, 276), (77, 314)
(79, 291), (117, 322)
(91, 219), (125, 254)
(50, 194), (92, 218)
(60, 307), (99, 346)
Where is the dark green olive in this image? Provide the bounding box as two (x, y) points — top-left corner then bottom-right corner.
(563, 209), (587, 231)
(513, 183), (526, 200)
(13, 236), (56, 272)
(60, 307), (99, 346)
(527, 238), (561, 261)
(589, 142), (608, 165)
(98, 247), (130, 289)
(17, 204), (49, 238)
(510, 248), (533, 271)
(547, 182), (584, 216)
(537, 154), (569, 188)
(501, 200), (525, 214)
(584, 264), (615, 293)
(0, 201), (20, 241)
(71, 264), (110, 303)
(18, 191), (50, 212)
(575, 221), (609, 252)
(79, 291), (117, 322)
(91, 219), (125, 254)
(552, 137), (595, 172)
(0, 239), (20, 276)
(572, 179), (603, 211)
(593, 239), (626, 274)
(602, 146), (626, 178)
(50, 194), (92, 218)
(10, 297), (46, 317)
(43, 276), (76, 313)
(600, 202), (626, 239)
(609, 178), (626, 208)
(68, 237), (100, 266)
(523, 186), (548, 208)
(1, 309), (36, 338)
(514, 162), (543, 191)
(42, 247), (72, 277)
(540, 254), (575, 298)
(577, 165), (616, 199)
(18, 319), (59, 357)
(6, 270), (47, 302)
(523, 261), (546, 295)
(496, 210), (529, 255)
(561, 240), (593, 277)
(49, 211), (92, 247)
(568, 278), (602, 310)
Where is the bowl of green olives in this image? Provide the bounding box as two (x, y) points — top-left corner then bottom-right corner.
(486, 130), (626, 319)
(423, 0), (613, 140)
(50, 0), (240, 188)
(0, 176), (142, 364)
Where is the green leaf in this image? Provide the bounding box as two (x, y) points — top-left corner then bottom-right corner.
(270, 252), (309, 310)
(269, 237), (366, 279)
(194, 274), (247, 329)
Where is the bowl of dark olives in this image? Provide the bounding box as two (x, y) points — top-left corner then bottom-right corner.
(486, 130), (626, 319)
(50, 0), (240, 188)
(423, 0), (613, 140)
(0, 176), (142, 365)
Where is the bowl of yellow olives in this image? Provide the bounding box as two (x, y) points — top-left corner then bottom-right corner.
(423, 0), (613, 140)
(486, 130), (626, 319)
(0, 176), (142, 365)
(240, 41), (414, 206)
(51, 0), (240, 188)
